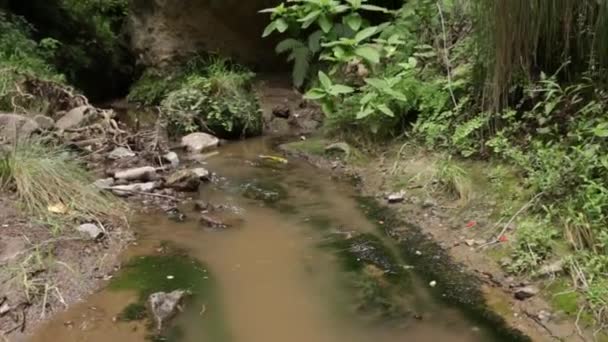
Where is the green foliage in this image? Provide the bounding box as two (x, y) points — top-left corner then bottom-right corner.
(159, 58), (261, 139)
(127, 69), (181, 106)
(261, 0), (392, 87)
(0, 11), (64, 111)
(508, 219), (558, 274)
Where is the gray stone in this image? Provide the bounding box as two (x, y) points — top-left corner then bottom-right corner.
(163, 151), (180, 168)
(33, 115), (55, 130)
(56, 106), (92, 131)
(0, 114), (39, 142)
(108, 147), (136, 160)
(200, 213), (229, 229)
(76, 223), (104, 240)
(111, 182), (158, 196)
(422, 198), (437, 208)
(181, 132), (219, 153)
(387, 191), (405, 203)
(514, 285), (540, 300)
(165, 168), (210, 191)
(93, 178), (115, 190)
(114, 166), (157, 181)
(148, 290), (188, 330)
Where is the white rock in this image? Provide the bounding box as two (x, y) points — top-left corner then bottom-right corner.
(108, 147), (136, 160)
(148, 290), (188, 330)
(76, 223), (104, 239)
(181, 132), (219, 153)
(114, 166), (156, 181)
(429, 280), (437, 287)
(111, 182), (157, 196)
(163, 151), (180, 167)
(387, 190), (405, 203)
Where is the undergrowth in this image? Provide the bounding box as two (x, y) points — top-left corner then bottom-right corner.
(128, 57), (262, 139)
(263, 0), (608, 328)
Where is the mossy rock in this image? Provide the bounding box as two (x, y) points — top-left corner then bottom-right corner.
(240, 179), (288, 205)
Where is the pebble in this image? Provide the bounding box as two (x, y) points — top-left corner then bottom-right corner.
(429, 280), (437, 287)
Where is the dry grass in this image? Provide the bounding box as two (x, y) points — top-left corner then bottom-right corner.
(0, 139), (125, 226)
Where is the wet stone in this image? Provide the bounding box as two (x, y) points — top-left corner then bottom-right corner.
(148, 290), (188, 330)
(241, 180), (288, 205)
(514, 285), (539, 300)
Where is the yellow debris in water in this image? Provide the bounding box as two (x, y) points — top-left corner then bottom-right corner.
(259, 155), (288, 164)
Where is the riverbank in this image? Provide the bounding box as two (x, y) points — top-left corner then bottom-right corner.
(281, 136), (596, 341)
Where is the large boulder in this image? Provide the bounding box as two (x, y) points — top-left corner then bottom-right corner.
(165, 168), (210, 191)
(0, 114), (39, 142)
(180, 132), (219, 153)
(55, 106), (94, 131)
(33, 115), (55, 130)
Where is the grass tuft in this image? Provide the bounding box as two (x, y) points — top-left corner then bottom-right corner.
(0, 139), (124, 226)
(432, 155), (472, 203)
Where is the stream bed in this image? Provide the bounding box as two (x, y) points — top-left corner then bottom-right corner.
(29, 138), (526, 342)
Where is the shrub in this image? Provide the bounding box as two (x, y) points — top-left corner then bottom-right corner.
(157, 58), (262, 139)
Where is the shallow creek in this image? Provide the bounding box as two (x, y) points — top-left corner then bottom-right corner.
(30, 138), (518, 342)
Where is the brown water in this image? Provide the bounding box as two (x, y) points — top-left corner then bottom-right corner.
(30, 138), (501, 342)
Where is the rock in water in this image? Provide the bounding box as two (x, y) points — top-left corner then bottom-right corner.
(0, 114), (39, 142)
(165, 168), (210, 191)
(181, 132), (219, 153)
(114, 166), (157, 181)
(148, 290), (188, 331)
(200, 213), (229, 229)
(56, 106), (92, 131)
(76, 223), (104, 240)
(108, 147), (136, 160)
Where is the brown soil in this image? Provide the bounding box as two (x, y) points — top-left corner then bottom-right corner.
(282, 142), (592, 342)
(0, 195), (131, 341)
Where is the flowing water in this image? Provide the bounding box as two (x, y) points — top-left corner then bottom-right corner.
(30, 138), (518, 342)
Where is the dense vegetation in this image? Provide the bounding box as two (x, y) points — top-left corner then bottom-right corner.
(128, 57), (262, 139)
(262, 0), (608, 327)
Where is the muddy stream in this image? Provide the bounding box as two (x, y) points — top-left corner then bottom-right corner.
(29, 138), (519, 342)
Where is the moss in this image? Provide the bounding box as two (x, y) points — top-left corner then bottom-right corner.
(240, 179), (288, 205)
(546, 279), (581, 316)
(117, 302), (148, 322)
(282, 137), (329, 157)
(109, 249), (231, 342)
(109, 253), (209, 300)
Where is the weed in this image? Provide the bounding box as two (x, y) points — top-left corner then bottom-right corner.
(0, 140), (124, 225)
(431, 155), (472, 202)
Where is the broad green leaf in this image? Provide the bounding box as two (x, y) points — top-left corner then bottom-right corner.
(276, 18), (289, 33)
(344, 13), (362, 31)
(318, 14), (333, 33)
(276, 39), (304, 54)
(364, 78), (386, 89)
(321, 102), (334, 115)
(385, 89), (407, 102)
(354, 26), (378, 43)
(360, 92), (376, 104)
(355, 46), (380, 64)
(356, 107), (374, 119)
(377, 104), (394, 117)
(304, 88), (326, 100)
(333, 46), (346, 59)
(259, 8), (277, 13)
(360, 4), (389, 12)
(299, 10), (321, 28)
(329, 84), (354, 95)
(262, 21), (278, 37)
(318, 71), (332, 89)
(593, 123), (608, 137)
(334, 5), (350, 13)
(307, 30), (323, 53)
